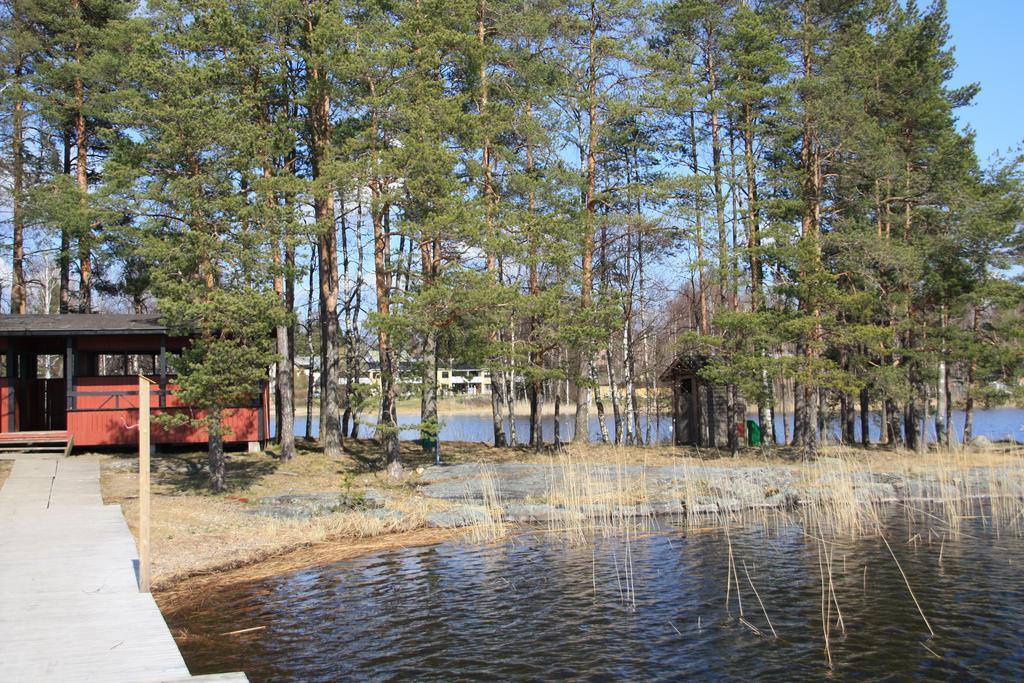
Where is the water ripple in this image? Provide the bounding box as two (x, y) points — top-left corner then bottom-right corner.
(172, 508), (1024, 681)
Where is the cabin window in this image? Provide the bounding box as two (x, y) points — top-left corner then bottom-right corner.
(37, 355), (64, 379)
(95, 353), (160, 376)
(97, 354), (128, 376)
(132, 354), (158, 374)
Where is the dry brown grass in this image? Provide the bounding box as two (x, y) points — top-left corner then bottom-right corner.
(539, 442), (1024, 543)
(97, 440), (464, 590)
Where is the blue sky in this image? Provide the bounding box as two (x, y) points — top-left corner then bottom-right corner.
(947, 0), (1024, 161)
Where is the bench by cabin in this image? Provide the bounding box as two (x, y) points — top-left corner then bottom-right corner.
(660, 354), (745, 448)
(0, 314), (268, 451)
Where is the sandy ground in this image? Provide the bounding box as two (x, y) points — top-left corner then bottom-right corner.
(0, 459), (11, 488)
(293, 396), (503, 418)
(291, 395), (671, 418)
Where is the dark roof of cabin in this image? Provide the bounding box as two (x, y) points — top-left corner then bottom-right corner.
(659, 354), (711, 382)
(0, 314), (167, 337)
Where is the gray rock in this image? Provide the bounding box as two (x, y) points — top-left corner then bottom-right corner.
(245, 491), (377, 519)
(360, 488), (390, 507)
(650, 500), (686, 516)
(853, 482), (898, 502)
(971, 435), (993, 448)
(503, 504), (585, 524)
(426, 504), (494, 528)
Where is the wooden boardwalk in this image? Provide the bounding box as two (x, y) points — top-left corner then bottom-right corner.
(0, 456), (246, 682)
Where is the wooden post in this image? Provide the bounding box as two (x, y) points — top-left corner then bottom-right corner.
(138, 375), (153, 593)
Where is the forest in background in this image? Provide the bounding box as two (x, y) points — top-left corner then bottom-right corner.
(1, 0), (1021, 486)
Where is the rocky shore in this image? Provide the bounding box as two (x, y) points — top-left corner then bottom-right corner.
(246, 457), (1024, 530)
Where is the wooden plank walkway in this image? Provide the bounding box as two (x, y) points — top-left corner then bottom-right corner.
(0, 455), (247, 682)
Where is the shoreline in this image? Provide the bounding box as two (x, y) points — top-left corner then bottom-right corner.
(154, 526), (471, 617)
(108, 442), (1024, 618)
(288, 398), (1024, 420)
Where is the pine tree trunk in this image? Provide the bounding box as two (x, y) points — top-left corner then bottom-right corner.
(269, 165), (295, 461)
(839, 393), (850, 444)
(553, 387), (562, 450)
(349, 203), (366, 441)
(505, 320), (518, 447)
(780, 379), (790, 446)
(964, 360), (975, 445)
(936, 358), (948, 448)
(10, 58), (26, 315)
(529, 378), (543, 452)
(421, 328), (438, 451)
(286, 209), (297, 440)
(525, 106), (543, 454)
(316, 193), (341, 457)
(797, 29), (822, 458)
(505, 370), (518, 447)
(707, 41), (729, 315)
(73, 0), (92, 313)
(277, 324), (295, 461)
(885, 398), (902, 447)
(76, 118), (92, 312)
(304, 242), (316, 441)
(340, 194), (352, 439)
(607, 345), (622, 444)
(743, 104), (774, 447)
(622, 323), (636, 445)
(816, 388), (825, 445)
(636, 217), (653, 446)
(59, 130), (72, 314)
(743, 103), (763, 312)
(308, 61), (342, 458)
(860, 387), (870, 447)
(420, 236), (439, 451)
(689, 111), (709, 335)
(574, 10), (600, 443)
(207, 423), (226, 493)
(792, 378), (805, 447)
(728, 385), (739, 456)
(478, 4), (507, 450)
(490, 368), (507, 447)
(904, 401), (917, 451)
(944, 362), (954, 448)
(373, 203), (400, 466)
(590, 358), (609, 443)
(920, 383), (929, 455)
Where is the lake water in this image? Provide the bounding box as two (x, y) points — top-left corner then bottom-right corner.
(283, 407), (1024, 445)
(170, 507), (1024, 680)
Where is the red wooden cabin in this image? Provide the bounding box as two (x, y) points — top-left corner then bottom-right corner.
(0, 314), (269, 450)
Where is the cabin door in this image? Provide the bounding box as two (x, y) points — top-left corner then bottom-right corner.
(674, 377), (697, 445)
(19, 379), (67, 432)
(14, 352), (68, 432)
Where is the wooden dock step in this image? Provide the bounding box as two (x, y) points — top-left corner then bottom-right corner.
(0, 431), (73, 456)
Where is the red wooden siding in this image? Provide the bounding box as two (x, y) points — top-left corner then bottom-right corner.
(0, 376), (267, 447)
(67, 377), (267, 447)
(0, 380), (18, 432)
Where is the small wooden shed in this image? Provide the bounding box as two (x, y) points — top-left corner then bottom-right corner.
(660, 354), (745, 448)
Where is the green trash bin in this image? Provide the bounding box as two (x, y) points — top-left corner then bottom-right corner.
(746, 419), (762, 447)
